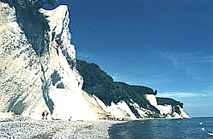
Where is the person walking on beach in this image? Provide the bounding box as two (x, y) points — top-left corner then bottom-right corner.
(42, 111), (45, 120)
(45, 111), (49, 120)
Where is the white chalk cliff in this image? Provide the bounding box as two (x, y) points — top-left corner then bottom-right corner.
(0, 1), (189, 120)
(83, 92), (189, 120)
(0, 2), (97, 120)
(146, 94), (190, 119)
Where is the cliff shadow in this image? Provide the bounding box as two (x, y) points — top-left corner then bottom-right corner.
(4, 0), (50, 56)
(40, 64), (54, 114)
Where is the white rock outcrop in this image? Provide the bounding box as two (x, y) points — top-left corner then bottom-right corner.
(157, 105), (172, 115)
(129, 98), (155, 118)
(148, 95), (190, 118)
(83, 92), (136, 120)
(145, 94), (158, 107)
(0, 2), (97, 120)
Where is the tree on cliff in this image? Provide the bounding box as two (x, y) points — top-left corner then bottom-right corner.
(43, 0), (58, 6)
(7, 0), (59, 9)
(32, 0), (59, 7)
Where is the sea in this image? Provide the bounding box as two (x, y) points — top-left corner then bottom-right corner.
(109, 117), (213, 139)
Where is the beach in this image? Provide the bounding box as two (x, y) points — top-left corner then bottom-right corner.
(0, 116), (126, 139)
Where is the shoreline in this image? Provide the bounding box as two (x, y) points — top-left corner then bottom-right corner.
(0, 115), (192, 139)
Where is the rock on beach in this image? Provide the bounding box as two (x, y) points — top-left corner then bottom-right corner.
(0, 116), (124, 139)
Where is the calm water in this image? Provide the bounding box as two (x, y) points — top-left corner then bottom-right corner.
(109, 117), (213, 139)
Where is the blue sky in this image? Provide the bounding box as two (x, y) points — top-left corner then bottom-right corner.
(45, 0), (213, 117)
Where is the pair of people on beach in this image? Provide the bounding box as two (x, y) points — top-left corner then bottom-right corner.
(42, 111), (49, 120)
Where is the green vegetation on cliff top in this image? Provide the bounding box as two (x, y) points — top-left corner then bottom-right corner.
(76, 60), (183, 109)
(77, 60), (162, 117)
(77, 60), (158, 113)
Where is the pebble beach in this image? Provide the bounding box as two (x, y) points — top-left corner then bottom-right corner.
(0, 117), (124, 139)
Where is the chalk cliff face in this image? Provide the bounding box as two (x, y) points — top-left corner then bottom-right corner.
(83, 93), (189, 120)
(0, 2), (97, 120)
